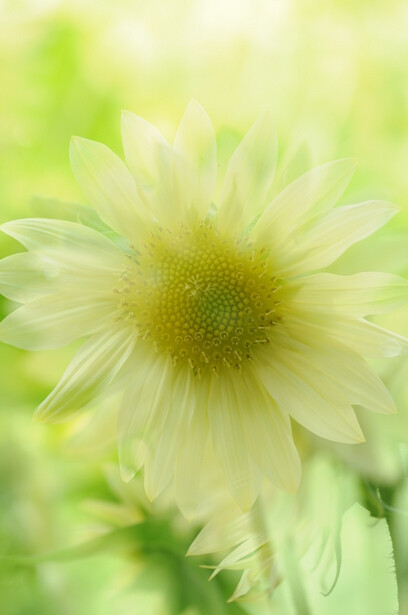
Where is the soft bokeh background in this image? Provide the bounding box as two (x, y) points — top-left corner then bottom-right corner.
(1, 0), (408, 613)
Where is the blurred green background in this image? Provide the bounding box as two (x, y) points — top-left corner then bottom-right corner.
(1, 0), (408, 613)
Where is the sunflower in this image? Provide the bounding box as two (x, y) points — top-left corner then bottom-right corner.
(0, 101), (407, 515)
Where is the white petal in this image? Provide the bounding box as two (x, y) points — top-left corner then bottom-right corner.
(255, 345), (365, 444)
(69, 137), (152, 242)
(0, 220), (126, 302)
(144, 367), (194, 500)
(0, 292), (118, 350)
(286, 312), (408, 358)
(0, 252), (53, 302)
(34, 326), (136, 422)
(282, 272), (408, 318)
(281, 329), (396, 415)
(218, 111), (277, 232)
(1, 218), (125, 271)
(208, 371), (260, 510)
(118, 347), (173, 481)
(187, 504), (250, 555)
(273, 200), (398, 276)
(173, 100), (217, 220)
(239, 369), (301, 492)
(121, 111), (174, 225)
(253, 158), (356, 245)
(174, 377), (210, 519)
(209, 534), (267, 579)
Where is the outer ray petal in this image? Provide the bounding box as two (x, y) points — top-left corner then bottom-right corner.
(0, 220), (126, 304)
(279, 329), (396, 415)
(1, 218), (125, 269)
(273, 200), (398, 276)
(255, 346), (365, 443)
(187, 504), (250, 556)
(172, 100), (217, 220)
(121, 111), (175, 225)
(0, 249), (122, 302)
(0, 252), (54, 302)
(217, 111), (277, 232)
(174, 377), (210, 519)
(239, 370), (301, 492)
(118, 348), (173, 482)
(144, 367), (194, 500)
(0, 292), (118, 350)
(286, 312), (408, 358)
(34, 327), (136, 422)
(282, 272), (408, 318)
(208, 372), (260, 510)
(253, 158), (356, 244)
(69, 137), (152, 242)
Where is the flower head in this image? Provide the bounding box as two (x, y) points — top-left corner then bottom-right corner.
(0, 101), (407, 515)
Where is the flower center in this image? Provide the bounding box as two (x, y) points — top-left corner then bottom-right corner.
(120, 223), (279, 375)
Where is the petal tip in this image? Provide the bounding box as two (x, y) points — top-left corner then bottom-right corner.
(119, 464), (135, 483)
(33, 405), (47, 424)
(120, 109), (137, 126)
(0, 221), (11, 235)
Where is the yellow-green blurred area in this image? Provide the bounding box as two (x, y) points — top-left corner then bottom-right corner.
(1, 0), (408, 613)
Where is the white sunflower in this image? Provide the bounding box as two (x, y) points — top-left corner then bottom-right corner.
(0, 101), (407, 515)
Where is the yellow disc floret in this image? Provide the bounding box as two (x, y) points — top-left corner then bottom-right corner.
(118, 223), (279, 375)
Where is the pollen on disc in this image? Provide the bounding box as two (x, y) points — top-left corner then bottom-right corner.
(118, 223), (279, 375)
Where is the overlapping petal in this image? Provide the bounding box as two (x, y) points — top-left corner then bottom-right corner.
(144, 367), (194, 500)
(0, 252), (54, 302)
(217, 110), (277, 232)
(118, 347), (173, 482)
(255, 344), (365, 443)
(70, 137), (153, 242)
(253, 158), (357, 244)
(270, 200), (398, 276)
(34, 326), (136, 422)
(174, 377), (210, 519)
(208, 372), (261, 510)
(121, 111), (175, 225)
(172, 100), (217, 221)
(0, 292), (118, 350)
(282, 272), (408, 317)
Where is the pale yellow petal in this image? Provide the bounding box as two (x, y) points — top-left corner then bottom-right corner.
(1, 218), (125, 268)
(282, 272), (408, 318)
(208, 372), (260, 510)
(0, 292), (117, 350)
(0, 252), (53, 302)
(239, 369), (301, 492)
(217, 111), (277, 233)
(0, 219), (126, 302)
(172, 100), (217, 220)
(34, 327), (136, 422)
(280, 329), (396, 415)
(187, 505), (250, 555)
(69, 137), (152, 242)
(285, 312), (408, 358)
(255, 346), (365, 443)
(121, 111), (174, 225)
(253, 158), (356, 244)
(118, 348), (172, 482)
(144, 367), (194, 500)
(273, 200), (398, 276)
(174, 377), (210, 519)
